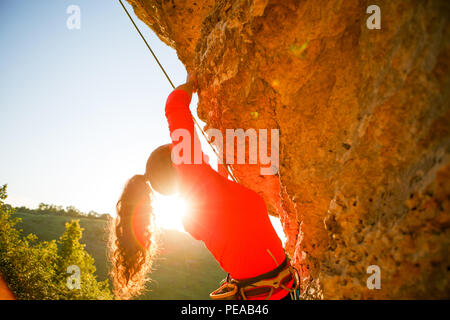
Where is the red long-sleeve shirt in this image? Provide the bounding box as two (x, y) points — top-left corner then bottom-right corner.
(165, 89), (288, 299)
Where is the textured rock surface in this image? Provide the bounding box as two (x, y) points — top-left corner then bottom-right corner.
(127, 0), (450, 298)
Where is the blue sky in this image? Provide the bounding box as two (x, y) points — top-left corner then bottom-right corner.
(0, 0), (194, 214)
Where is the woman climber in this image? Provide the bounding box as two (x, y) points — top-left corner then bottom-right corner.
(109, 73), (300, 300)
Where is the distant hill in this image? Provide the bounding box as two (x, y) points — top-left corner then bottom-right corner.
(13, 211), (226, 299)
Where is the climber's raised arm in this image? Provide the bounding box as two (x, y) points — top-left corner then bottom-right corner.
(174, 72), (197, 98)
(165, 72), (204, 166)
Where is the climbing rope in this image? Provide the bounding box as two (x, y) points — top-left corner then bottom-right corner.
(118, 0), (238, 183)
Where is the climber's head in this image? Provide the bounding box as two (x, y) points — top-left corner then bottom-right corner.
(109, 143), (178, 299)
(145, 143), (179, 195)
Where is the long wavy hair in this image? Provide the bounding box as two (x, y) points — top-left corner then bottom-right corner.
(109, 144), (177, 299)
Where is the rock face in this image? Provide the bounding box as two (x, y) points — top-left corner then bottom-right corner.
(127, 0), (450, 299)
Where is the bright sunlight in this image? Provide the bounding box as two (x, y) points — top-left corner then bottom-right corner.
(152, 193), (187, 232)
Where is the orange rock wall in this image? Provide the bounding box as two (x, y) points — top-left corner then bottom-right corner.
(127, 0), (450, 298)
(0, 275), (14, 300)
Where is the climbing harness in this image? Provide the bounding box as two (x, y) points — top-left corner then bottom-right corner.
(210, 257), (301, 300)
(118, 0), (238, 183)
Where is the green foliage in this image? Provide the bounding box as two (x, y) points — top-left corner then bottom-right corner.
(15, 212), (227, 300)
(0, 184), (112, 300)
(15, 202), (110, 220)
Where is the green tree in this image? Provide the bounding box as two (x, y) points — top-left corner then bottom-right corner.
(0, 184), (112, 300)
(55, 220), (111, 299)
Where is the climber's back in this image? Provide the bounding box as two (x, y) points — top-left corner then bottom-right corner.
(176, 156), (285, 280)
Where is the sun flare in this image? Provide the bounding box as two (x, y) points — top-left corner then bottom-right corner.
(152, 193), (187, 232)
